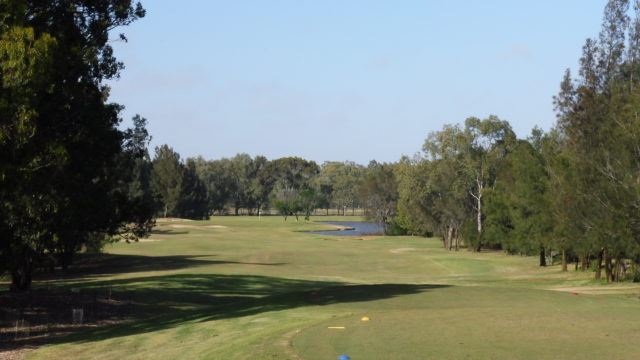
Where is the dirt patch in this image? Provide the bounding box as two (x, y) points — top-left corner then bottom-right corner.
(358, 235), (383, 240)
(549, 285), (640, 295)
(155, 218), (193, 222)
(389, 248), (418, 254)
(168, 224), (227, 229)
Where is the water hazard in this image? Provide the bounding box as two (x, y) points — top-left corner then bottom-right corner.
(308, 221), (385, 236)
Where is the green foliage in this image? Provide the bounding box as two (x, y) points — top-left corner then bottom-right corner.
(401, 116), (514, 250)
(150, 145), (184, 217)
(298, 188), (322, 220)
(178, 159), (209, 220)
(548, 0), (640, 278)
(483, 137), (554, 259)
(150, 145), (209, 219)
(192, 157), (235, 214)
(315, 161), (364, 214)
(359, 162), (398, 233)
(0, 1), (151, 290)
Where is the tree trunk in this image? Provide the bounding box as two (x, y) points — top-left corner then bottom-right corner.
(561, 249), (567, 272)
(604, 248), (612, 282)
(164, 205), (168, 218)
(614, 256), (624, 282)
(595, 249), (603, 280)
(581, 254), (590, 271)
(454, 228), (460, 251)
(539, 247), (546, 267)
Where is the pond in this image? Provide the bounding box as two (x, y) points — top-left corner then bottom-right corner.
(308, 221), (385, 236)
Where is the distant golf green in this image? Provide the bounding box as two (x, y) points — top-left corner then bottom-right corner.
(24, 217), (640, 360)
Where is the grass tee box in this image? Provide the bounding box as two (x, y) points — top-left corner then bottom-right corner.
(7, 216), (640, 360)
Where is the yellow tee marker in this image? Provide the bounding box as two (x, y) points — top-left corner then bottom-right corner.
(327, 326), (346, 329)
(361, 316), (371, 321)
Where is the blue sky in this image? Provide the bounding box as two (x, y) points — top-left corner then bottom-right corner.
(108, 0), (608, 164)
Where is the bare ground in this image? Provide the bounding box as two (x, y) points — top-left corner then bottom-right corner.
(389, 248), (419, 254)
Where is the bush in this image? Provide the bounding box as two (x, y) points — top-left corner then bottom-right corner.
(385, 220), (408, 236)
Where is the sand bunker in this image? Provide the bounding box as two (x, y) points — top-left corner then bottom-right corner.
(389, 247), (418, 254)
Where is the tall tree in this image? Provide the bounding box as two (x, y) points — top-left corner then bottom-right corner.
(359, 162), (398, 234)
(150, 145), (183, 218)
(317, 161), (364, 215)
(0, 1), (149, 290)
(193, 157), (234, 215)
(484, 133), (555, 265)
(178, 159), (209, 220)
(551, 0), (640, 280)
(266, 157), (319, 220)
(422, 117), (515, 251)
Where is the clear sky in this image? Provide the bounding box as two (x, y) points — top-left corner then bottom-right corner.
(108, 0), (608, 164)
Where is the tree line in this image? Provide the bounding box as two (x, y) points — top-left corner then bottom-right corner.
(394, 0), (640, 282)
(146, 146), (393, 222)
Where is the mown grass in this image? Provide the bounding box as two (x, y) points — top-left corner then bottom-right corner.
(11, 216), (640, 359)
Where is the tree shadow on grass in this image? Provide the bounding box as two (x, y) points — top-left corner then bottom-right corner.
(1, 272), (449, 352)
(38, 253), (285, 282)
(148, 229), (189, 235)
(1, 254), (288, 353)
(52, 274), (449, 345)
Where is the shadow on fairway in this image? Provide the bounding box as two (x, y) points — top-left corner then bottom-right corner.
(38, 254), (285, 281)
(51, 274), (448, 345)
(148, 229), (189, 235)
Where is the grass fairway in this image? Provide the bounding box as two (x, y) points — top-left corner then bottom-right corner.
(18, 216), (640, 359)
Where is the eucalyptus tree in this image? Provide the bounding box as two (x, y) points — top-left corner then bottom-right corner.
(317, 161), (364, 215)
(193, 157), (234, 215)
(267, 157), (320, 220)
(423, 117), (515, 251)
(226, 153), (257, 215)
(358, 161), (399, 234)
(247, 155), (272, 215)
